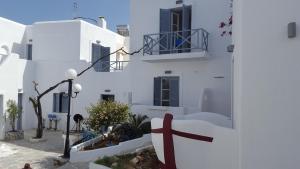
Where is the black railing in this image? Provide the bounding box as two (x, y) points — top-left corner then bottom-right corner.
(143, 28), (209, 55)
(93, 61), (129, 72)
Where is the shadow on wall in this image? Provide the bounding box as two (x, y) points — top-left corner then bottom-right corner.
(12, 42), (24, 58)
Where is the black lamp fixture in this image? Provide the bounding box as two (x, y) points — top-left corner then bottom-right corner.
(62, 69), (82, 158)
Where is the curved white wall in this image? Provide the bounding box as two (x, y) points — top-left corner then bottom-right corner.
(151, 117), (237, 169)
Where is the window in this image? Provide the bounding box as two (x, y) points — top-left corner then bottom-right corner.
(91, 44), (111, 72)
(160, 5), (192, 54)
(101, 94), (115, 102)
(27, 44), (32, 60)
(0, 95), (3, 115)
(154, 77), (179, 107)
(53, 93), (69, 113)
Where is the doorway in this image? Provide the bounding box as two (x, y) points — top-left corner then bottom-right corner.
(101, 94), (115, 102)
(17, 93), (23, 130)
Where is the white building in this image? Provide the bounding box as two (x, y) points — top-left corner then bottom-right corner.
(2, 0), (299, 168)
(233, 0), (300, 168)
(0, 17), (131, 137)
(129, 0), (232, 117)
(0, 0), (232, 138)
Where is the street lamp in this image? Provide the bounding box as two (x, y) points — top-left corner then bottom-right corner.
(63, 68), (82, 158)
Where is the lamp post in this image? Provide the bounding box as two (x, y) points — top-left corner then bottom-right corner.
(63, 69), (82, 158)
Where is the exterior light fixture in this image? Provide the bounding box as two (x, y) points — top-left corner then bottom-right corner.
(73, 83), (82, 94)
(63, 68), (82, 158)
(65, 69), (77, 80)
(227, 44), (234, 53)
(288, 22), (296, 38)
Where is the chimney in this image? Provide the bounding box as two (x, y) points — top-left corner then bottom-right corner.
(98, 16), (107, 29)
(116, 25), (130, 37)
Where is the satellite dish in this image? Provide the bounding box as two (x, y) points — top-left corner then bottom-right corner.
(73, 114), (83, 132)
(73, 114), (83, 123)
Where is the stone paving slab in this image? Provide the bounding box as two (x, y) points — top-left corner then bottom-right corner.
(0, 130), (88, 169)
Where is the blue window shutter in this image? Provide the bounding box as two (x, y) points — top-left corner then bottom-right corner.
(154, 77), (162, 106)
(160, 9), (171, 54)
(92, 44), (101, 72)
(53, 93), (60, 112)
(100, 47), (110, 72)
(60, 93), (69, 113)
(27, 44), (32, 60)
(169, 77), (179, 107)
(182, 5), (192, 52)
(52, 93), (56, 112)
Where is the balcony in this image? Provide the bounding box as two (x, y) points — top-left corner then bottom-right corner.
(142, 28), (209, 61)
(93, 60), (129, 72)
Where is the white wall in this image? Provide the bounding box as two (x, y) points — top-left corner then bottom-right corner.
(233, 0), (300, 168)
(0, 17), (35, 134)
(32, 21), (81, 61)
(22, 20), (129, 130)
(130, 0), (232, 116)
(32, 60), (131, 130)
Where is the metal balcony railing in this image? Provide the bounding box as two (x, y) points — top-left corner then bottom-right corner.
(93, 60), (129, 72)
(143, 28), (209, 55)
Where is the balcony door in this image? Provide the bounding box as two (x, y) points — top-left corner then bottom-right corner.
(17, 93), (23, 130)
(160, 5), (191, 54)
(92, 44), (111, 72)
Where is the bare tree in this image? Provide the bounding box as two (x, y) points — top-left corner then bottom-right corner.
(28, 47), (144, 138)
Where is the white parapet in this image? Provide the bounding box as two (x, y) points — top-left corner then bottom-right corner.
(70, 134), (152, 163)
(89, 162), (111, 169)
(151, 113), (238, 169)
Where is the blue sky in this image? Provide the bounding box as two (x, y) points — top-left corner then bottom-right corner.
(0, 0), (129, 31)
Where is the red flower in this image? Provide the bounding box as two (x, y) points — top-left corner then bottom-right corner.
(219, 22), (226, 28)
(229, 16), (233, 25)
(221, 31), (227, 36)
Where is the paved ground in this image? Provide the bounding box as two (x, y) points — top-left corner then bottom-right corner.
(0, 130), (88, 169)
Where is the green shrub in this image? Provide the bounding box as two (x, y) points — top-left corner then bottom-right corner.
(6, 100), (20, 132)
(112, 114), (151, 142)
(86, 100), (129, 132)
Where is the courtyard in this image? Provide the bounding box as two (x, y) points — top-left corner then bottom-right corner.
(0, 130), (88, 169)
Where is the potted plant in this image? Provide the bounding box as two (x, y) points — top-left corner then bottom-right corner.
(6, 99), (19, 132)
(5, 99), (23, 140)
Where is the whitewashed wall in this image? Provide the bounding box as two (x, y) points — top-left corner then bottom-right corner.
(233, 0), (300, 168)
(130, 0), (232, 116)
(0, 17), (36, 136)
(22, 20), (129, 130)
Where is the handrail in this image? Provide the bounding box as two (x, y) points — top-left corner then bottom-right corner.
(143, 28), (209, 55)
(93, 60), (129, 72)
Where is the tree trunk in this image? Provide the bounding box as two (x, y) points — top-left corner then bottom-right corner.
(35, 99), (43, 138)
(11, 119), (15, 132)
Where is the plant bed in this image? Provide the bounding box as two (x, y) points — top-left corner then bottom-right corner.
(90, 146), (160, 169)
(62, 130), (83, 147)
(70, 134), (152, 162)
(5, 130), (24, 141)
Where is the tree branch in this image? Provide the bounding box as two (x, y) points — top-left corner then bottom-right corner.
(29, 97), (38, 116)
(32, 81), (40, 95)
(37, 79), (69, 99)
